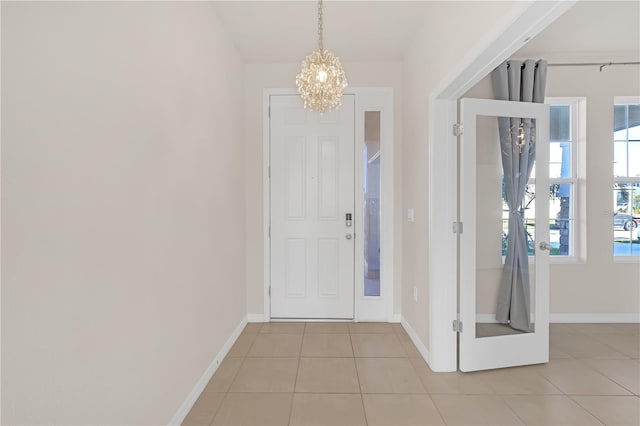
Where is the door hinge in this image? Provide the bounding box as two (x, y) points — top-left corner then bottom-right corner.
(453, 123), (463, 136)
(268, 105), (271, 118)
(452, 319), (463, 333)
(268, 166), (271, 178)
(452, 221), (463, 234)
(268, 286), (271, 296)
(268, 226), (271, 238)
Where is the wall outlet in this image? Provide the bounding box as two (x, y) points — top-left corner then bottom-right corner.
(413, 286), (418, 302)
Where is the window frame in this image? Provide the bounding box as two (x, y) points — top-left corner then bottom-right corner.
(613, 96), (640, 260)
(542, 97), (585, 262)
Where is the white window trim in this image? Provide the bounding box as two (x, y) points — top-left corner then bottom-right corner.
(613, 96), (640, 260)
(527, 97), (587, 262)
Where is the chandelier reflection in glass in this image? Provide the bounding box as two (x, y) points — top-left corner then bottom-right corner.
(296, 0), (348, 113)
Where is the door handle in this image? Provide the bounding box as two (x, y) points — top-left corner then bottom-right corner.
(539, 241), (552, 251)
(346, 234), (353, 240)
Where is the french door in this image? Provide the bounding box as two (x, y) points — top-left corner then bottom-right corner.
(459, 98), (550, 371)
(269, 94), (355, 319)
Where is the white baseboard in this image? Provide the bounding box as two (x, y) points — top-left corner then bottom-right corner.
(400, 316), (431, 366)
(476, 314), (499, 323)
(388, 314), (401, 323)
(169, 316), (247, 425)
(247, 314), (268, 323)
(477, 313), (640, 323)
(550, 313), (640, 323)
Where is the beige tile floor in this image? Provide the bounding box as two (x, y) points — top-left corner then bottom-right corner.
(183, 322), (640, 426)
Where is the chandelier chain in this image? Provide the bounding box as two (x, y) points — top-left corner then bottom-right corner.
(318, 0), (323, 52)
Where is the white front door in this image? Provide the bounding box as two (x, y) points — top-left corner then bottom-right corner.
(459, 98), (550, 371)
(269, 94), (355, 319)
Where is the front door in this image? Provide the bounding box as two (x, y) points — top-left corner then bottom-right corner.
(459, 98), (550, 371)
(269, 94), (355, 319)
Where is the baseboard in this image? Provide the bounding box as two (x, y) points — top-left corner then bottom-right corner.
(477, 313), (640, 323)
(476, 314), (499, 323)
(247, 314), (268, 323)
(388, 314), (401, 323)
(400, 316), (431, 366)
(168, 316), (247, 425)
(550, 313), (640, 323)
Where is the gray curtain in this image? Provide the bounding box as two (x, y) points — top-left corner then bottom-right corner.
(491, 59), (547, 332)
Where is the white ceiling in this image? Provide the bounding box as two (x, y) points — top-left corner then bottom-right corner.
(213, 1), (640, 64)
(213, 1), (431, 63)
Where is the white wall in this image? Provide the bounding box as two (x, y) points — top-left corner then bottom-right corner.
(402, 1), (524, 352)
(464, 64), (640, 318)
(244, 62), (404, 319)
(1, 3), (245, 424)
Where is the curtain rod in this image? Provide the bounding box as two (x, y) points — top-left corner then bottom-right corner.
(548, 61), (640, 72)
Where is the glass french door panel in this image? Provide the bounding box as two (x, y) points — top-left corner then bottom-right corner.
(475, 115), (537, 338)
(460, 97), (549, 372)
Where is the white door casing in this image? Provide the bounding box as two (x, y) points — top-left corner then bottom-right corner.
(459, 98), (550, 371)
(269, 94), (355, 319)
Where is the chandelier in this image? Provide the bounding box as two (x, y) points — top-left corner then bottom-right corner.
(296, 0), (348, 113)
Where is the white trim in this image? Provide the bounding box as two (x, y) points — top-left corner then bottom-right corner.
(476, 314), (499, 324)
(614, 96), (640, 105)
(263, 91), (273, 320)
(476, 313), (640, 324)
(263, 88), (394, 323)
(427, 0), (576, 372)
(247, 314), (268, 323)
(476, 314), (536, 324)
(545, 97), (586, 260)
(401, 316), (431, 368)
(169, 317), (247, 425)
(550, 313), (640, 323)
(389, 314), (401, 323)
(354, 88), (395, 322)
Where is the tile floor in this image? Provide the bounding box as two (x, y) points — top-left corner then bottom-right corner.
(182, 322), (640, 425)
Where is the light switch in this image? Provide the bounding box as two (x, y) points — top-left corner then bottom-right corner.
(407, 208), (415, 222)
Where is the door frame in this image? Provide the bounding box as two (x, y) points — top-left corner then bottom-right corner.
(263, 88), (395, 322)
(427, 1), (576, 371)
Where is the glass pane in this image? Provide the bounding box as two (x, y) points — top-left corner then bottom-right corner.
(476, 115), (535, 338)
(629, 105), (640, 140)
(551, 183), (573, 256)
(614, 104), (627, 137)
(614, 141), (628, 177)
(613, 183), (640, 256)
(363, 111), (381, 296)
(550, 142), (571, 178)
(629, 142), (640, 177)
(550, 105), (570, 141)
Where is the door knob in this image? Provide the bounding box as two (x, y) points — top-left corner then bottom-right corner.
(539, 241), (551, 251)
(346, 234), (353, 240)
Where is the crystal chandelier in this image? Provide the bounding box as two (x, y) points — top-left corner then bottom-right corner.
(296, 0), (348, 113)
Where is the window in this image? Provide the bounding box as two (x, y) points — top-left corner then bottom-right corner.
(501, 98), (583, 258)
(547, 99), (581, 257)
(613, 97), (640, 257)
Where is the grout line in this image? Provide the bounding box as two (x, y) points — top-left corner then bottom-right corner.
(568, 393), (635, 425)
(498, 393), (529, 426)
(285, 326), (305, 426)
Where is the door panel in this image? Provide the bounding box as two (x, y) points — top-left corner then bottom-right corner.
(459, 98), (550, 371)
(270, 94), (355, 319)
